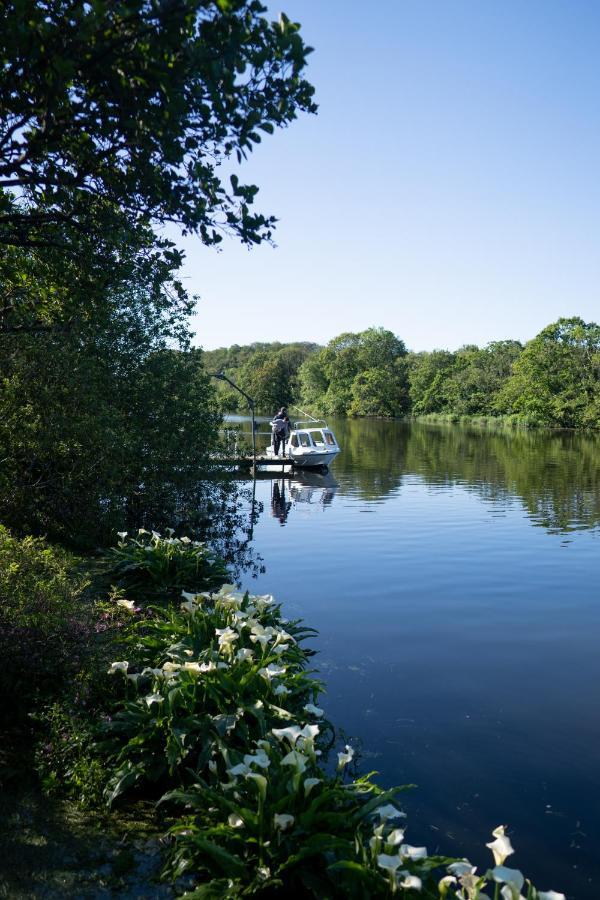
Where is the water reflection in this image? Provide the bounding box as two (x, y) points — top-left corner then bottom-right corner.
(289, 470), (338, 510)
(234, 421), (600, 897)
(270, 480), (291, 525)
(329, 420), (600, 534)
(267, 471), (338, 526)
(233, 418), (600, 535)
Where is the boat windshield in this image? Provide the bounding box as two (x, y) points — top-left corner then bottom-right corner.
(310, 430), (325, 445)
(298, 432), (312, 447)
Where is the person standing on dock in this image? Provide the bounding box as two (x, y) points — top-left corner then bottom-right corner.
(271, 407), (290, 457)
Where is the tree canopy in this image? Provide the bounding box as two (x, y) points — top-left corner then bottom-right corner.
(0, 0), (317, 542)
(0, 0), (315, 250)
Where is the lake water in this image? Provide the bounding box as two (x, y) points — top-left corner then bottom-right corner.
(233, 419), (600, 899)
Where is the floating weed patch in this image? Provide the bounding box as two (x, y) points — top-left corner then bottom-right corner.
(84, 534), (567, 898)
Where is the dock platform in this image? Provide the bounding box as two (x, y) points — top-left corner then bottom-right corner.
(213, 455), (295, 470)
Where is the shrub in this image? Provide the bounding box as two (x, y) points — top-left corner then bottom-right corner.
(0, 526), (91, 727)
(101, 529), (229, 604)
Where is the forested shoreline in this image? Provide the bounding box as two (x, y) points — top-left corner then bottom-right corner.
(204, 318), (600, 429)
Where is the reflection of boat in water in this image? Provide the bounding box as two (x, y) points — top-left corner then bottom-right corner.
(288, 469), (338, 508)
(269, 471), (338, 524)
(265, 418), (341, 469)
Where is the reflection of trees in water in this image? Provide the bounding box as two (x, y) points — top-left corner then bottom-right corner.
(219, 417), (600, 535)
(1, 476), (265, 581)
(315, 418), (600, 533)
(404, 424), (600, 533)
(327, 417), (408, 500)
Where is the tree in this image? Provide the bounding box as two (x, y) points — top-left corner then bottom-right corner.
(348, 364), (409, 417)
(299, 327), (408, 416)
(496, 317), (600, 427)
(0, 1), (316, 336)
(237, 350), (292, 412)
(0, 2), (317, 541)
(407, 350), (457, 415)
(449, 341), (522, 416)
(0, 0), (315, 251)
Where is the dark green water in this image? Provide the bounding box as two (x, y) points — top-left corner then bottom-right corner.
(235, 419), (600, 900)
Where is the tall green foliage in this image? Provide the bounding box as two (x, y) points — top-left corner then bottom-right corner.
(496, 317), (600, 427)
(0, 0), (316, 270)
(299, 328), (409, 417)
(0, 1), (317, 541)
(203, 341), (319, 412)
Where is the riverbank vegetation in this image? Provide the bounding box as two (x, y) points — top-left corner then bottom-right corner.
(209, 319), (600, 428)
(2, 527), (565, 899)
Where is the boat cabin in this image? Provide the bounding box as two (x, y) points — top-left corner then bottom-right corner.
(289, 428), (338, 451)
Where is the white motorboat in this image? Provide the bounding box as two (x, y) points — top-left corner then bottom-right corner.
(266, 417), (341, 469)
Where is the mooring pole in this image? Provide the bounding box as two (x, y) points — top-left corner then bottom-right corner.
(210, 371), (256, 468)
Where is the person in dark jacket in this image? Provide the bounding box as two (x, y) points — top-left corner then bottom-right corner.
(271, 407), (290, 456)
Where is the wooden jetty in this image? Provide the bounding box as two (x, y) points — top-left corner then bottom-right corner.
(213, 454), (295, 472)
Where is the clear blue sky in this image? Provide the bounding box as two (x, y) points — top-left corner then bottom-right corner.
(177, 0), (600, 353)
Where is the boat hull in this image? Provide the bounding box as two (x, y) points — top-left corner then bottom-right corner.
(265, 448), (340, 468)
(288, 449), (339, 468)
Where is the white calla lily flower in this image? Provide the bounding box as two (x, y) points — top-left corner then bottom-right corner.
(447, 861), (476, 877)
(116, 598), (135, 611)
(304, 777), (321, 796)
(243, 750), (270, 769)
(108, 661), (128, 674)
(259, 664), (286, 681)
(117, 531), (127, 540)
(272, 725), (302, 744)
(438, 875), (457, 896)
(337, 744), (354, 768)
(538, 892), (566, 900)
(492, 866), (525, 893)
(227, 763), (250, 777)
(215, 626), (239, 650)
(145, 693), (163, 706)
(281, 750), (308, 773)
(182, 661), (202, 673)
(400, 844), (427, 861)
(246, 772), (268, 798)
(398, 873), (422, 891)
(386, 828), (405, 846)
(376, 803), (406, 821)
(273, 684), (289, 696)
(486, 826), (515, 866)
(376, 853), (401, 873)
(254, 594), (275, 612)
(273, 813), (295, 831)
(180, 601), (197, 614)
(228, 813), (244, 828)
(303, 703), (324, 718)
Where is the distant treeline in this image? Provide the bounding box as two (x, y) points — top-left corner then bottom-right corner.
(203, 317), (600, 428)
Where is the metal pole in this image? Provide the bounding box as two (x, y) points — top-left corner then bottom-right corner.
(250, 401), (256, 466)
(210, 371), (256, 466)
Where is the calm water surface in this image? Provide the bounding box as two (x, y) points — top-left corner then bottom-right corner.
(234, 420), (600, 900)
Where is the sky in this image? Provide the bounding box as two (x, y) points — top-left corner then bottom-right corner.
(176, 0), (600, 353)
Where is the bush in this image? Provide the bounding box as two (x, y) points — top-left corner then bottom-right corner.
(0, 526), (91, 728)
(101, 529), (229, 604)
